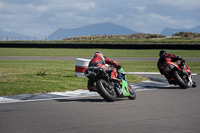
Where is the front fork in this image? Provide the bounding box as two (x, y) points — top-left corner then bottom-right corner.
(178, 70), (193, 87)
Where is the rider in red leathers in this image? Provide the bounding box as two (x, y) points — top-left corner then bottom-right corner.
(157, 50), (185, 84)
(87, 51), (121, 92)
(157, 50), (196, 87)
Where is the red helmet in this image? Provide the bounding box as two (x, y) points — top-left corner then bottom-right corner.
(93, 51), (103, 57)
(93, 51), (105, 61)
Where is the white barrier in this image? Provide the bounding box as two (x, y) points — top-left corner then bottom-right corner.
(75, 58), (90, 77)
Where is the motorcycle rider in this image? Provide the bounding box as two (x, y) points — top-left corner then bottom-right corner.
(157, 50), (184, 75)
(87, 51), (122, 92)
(157, 50), (196, 87)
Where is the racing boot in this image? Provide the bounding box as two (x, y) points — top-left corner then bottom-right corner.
(167, 78), (175, 85)
(88, 85), (97, 92)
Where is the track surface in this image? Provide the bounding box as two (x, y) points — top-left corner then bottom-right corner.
(0, 74), (199, 133)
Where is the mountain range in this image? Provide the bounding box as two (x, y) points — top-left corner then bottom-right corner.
(47, 22), (138, 40)
(161, 25), (200, 36)
(0, 29), (34, 41)
(0, 22), (200, 40)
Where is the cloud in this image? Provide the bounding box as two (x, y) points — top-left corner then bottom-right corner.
(0, 0), (199, 36)
(156, 0), (200, 10)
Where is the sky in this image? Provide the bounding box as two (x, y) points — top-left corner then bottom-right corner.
(0, 0), (200, 37)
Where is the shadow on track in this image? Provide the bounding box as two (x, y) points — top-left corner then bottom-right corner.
(55, 97), (129, 103)
(156, 86), (185, 89)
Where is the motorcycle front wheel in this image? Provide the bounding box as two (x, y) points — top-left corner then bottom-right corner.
(96, 79), (117, 102)
(172, 70), (189, 89)
(127, 84), (136, 100)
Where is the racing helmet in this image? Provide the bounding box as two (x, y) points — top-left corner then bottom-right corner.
(93, 51), (105, 60)
(159, 50), (167, 57)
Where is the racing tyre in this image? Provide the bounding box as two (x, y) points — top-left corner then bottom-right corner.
(172, 70), (189, 89)
(96, 79), (117, 102)
(127, 84), (136, 100)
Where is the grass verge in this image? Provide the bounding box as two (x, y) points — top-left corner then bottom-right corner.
(0, 60), (147, 96)
(0, 48), (200, 58)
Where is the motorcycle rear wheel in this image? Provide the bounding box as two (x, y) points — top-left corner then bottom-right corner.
(172, 70), (189, 89)
(96, 79), (117, 102)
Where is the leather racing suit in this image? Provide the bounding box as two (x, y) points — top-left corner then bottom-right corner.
(87, 55), (121, 92)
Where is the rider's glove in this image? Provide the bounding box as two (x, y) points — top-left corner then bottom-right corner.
(181, 58), (185, 66)
(177, 56), (185, 66)
(116, 65), (122, 69)
(182, 58), (185, 62)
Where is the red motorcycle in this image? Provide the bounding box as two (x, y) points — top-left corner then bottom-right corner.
(163, 61), (196, 89)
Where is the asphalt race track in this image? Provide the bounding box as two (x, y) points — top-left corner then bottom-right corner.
(0, 73), (200, 133)
(0, 56), (199, 133)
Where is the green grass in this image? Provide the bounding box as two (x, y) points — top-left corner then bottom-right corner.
(0, 60), (147, 96)
(0, 60), (89, 96)
(0, 48), (200, 58)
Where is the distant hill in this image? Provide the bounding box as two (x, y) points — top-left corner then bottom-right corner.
(161, 25), (200, 36)
(0, 29), (34, 41)
(47, 22), (138, 40)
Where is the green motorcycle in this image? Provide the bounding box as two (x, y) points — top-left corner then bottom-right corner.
(84, 66), (136, 102)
